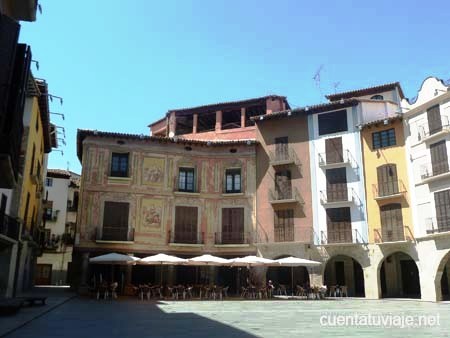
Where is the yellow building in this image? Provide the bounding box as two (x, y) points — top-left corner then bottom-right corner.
(361, 115), (413, 244)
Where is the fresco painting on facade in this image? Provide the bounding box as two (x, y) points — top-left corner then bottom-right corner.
(141, 198), (164, 230)
(142, 157), (165, 186)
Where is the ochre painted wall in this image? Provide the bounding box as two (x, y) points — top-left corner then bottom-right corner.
(361, 119), (413, 243)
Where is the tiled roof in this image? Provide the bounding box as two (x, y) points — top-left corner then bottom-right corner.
(47, 169), (71, 179)
(359, 114), (403, 129)
(325, 82), (404, 101)
(77, 129), (258, 161)
(35, 78), (52, 153)
(251, 98), (360, 122)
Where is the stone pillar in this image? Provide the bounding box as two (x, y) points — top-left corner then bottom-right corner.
(215, 110), (222, 131)
(363, 265), (380, 299)
(193, 113), (198, 134)
(168, 112), (177, 136)
(241, 108), (246, 127)
(80, 252), (90, 286)
(125, 265), (132, 286)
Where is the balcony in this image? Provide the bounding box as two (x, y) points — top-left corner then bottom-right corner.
(214, 231), (251, 245)
(417, 116), (450, 143)
(373, 226), (413, 243)
(95, 226), (134, 243)
(320, 187), (356, 207)
(425, 217), (450, 235)
(274, 226), (314, 243)
(168, 230), (204, 245)
(318, 149), (355, 169)
(269, 187), (304, 205)
(420, 161), (450, 184)
(321, 228), (353, 245)
(0, 214), (21, 241)
(372, 180), (407, 201)
(269, 148), (301, 167)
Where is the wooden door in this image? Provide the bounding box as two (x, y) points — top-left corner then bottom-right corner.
(430, 140), (449, 176)
(222, 208), (244, 243)
(434, 190), (450, 231)
(326, 168), (347, 202)
(325, 137), (343, 164)
(427, 105), (442, 135)
(380, 203), (403, 241)
(326, 207), (352, 243)
(377, 164), (398, 197)
(275, 170), (292, 200)
(275, 137), (289, 161)
(175, 206), (198, 243)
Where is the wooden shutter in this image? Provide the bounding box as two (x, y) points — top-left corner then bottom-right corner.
(326, 168), (347, 202)
(434, 190), (450, 231)
(427, 105), (442, 135)
(275, 170), (292, 199)
(377, 164), (398, 197)
(380, 203), (403, 241)
(102, 202), (129, 240)
(326, 208), (351, 243)
(222, 208), (244, 243)
(175, 206), (198, 243)
(275, 137), (289, 161)
(430, 140), (449, 176)
(274, 209), (294, 242)
(325, 137), (343, 164)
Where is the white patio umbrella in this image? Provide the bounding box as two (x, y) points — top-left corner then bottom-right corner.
(89, 253), (140, 265)
(274, 256), (321, 296)
(138, 253), (187, 284)
(228, 255), (279, 267)
(186, 254), (230, 266)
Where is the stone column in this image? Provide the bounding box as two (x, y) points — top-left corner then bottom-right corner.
(363, 265), (380, 299)
(241, 108), (246, 127)
(215, 110), (222, 131)
(80, 252), (90, 286)
(193, 113), (198, 134)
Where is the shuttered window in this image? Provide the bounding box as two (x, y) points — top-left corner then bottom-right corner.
(434, 190), (450, 231)
(102, 202), (129, 241)
(325, 137), (343, 164)
(225, 169), (241, 193)
(110, 153), (129, 177)
(275, 170), (292, 200)
(427, 105), (442, 135)
(275, 137), (289, 161)
(377, 164), (399, 197)
(379, 203), (404, 241)
(326, 168), (347, 202)
(430, 140), (449, 176)
(222, 208), (244, 244)
(274, 209), (294, 242)
(326, 207), (352, 243)
(174, 206), (198, 243)
(372, 128), (396, 149)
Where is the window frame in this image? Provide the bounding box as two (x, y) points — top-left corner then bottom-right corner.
(45, 178), (53, 187)
(225, 168), (242, 193)
(110, 152), (129, 177)
(370, 95), (384, 100)
(318, 109), (348, 136)
(372, 128), (396, 150)
(178, 167), (196, 192)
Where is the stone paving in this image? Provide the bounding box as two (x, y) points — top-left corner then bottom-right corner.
(3, 297), (450, 338)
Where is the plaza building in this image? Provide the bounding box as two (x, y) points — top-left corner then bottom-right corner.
(73, 80), (450, 302)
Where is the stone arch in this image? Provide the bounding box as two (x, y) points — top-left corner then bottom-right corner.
(322, 254), (365, 297)
(378, 250), (421, 298)
(434, 249), (450, 301)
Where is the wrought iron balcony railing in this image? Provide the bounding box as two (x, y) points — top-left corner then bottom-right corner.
(318, 149), (355, 168)
(269, 187), (304, 204)
(425, 217), (450, 234)
(420, 161), (450, 181)
(321, 227), (353, 244)
(373, 226), (412, 243)
(372, 180), (407, 200)
(320, 187), (355, 205)
(269, 148), (301, 167)
(417, 115), (450, 142)
(96, 226), (134, 242)
(214, 231), (251, 245)
(168, 230), (204, 245)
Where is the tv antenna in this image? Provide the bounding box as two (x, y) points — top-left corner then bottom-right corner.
(333, 82), (341, 94)
(313, 65), (324, 101)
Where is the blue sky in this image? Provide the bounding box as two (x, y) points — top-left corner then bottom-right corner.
(19, 0), (449, 174)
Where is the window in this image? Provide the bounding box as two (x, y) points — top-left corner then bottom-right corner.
(30, 144), (36, 176)
(434, 190), (450, 232)
(225, 169), (241, 193)
(275, 137), (289, 161)
(427, 105), (442, 135)
(318, 110), (348, 135)
(326, 207), (352, 243)
(430, 140), (449, 176)
(275, 170), (292, 200)
(380, 203), (404, 241)
(370, 95), (384, 100)
(45, 178), (53, 187)
(102, 201), (130, 241)
(110, 153), (129, 177)
(221, 208), (244, 244)
(174, 206), (198, 243)
(178, 167), (195, 192)
(372, 128), (396, 149)
(44, 207), (53, 220)
(274, 209), (294, 242)
(326, 168), (347, 202)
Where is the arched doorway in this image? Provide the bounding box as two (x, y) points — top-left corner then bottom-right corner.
(323, 255), (365, 297)
(436, 251), (450, 301)
(266, 256), (309, 294)
(379, 252), (420, 298)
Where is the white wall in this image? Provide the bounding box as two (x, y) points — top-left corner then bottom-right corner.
(309, 106), (368, 244)
(45, 176), (69, 235)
